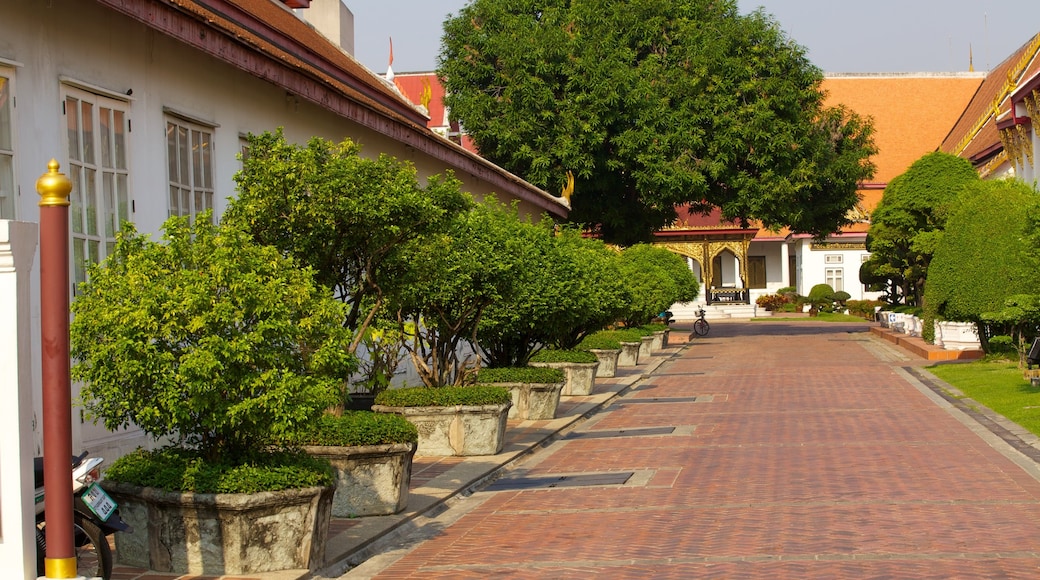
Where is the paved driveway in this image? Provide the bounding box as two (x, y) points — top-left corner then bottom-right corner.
(346, 321), (1040, 578)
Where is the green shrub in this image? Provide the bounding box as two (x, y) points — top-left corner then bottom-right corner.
(578, 332), (625, 350)
(476, 367), (566, 384)
(70, 215), (355, 463)
(374, 385), (511, 407)
(832, 291), (851, 304)
(777, 286), (796, 295)
(104, 447), (334, 494)
(987, 335), (1017, 356)
(756, 294), (787, 311)
(640, 323), (669, 333)
(529, 349), (599, 363)
(846, 299), (884, 320)
(276, 412), (417, 446)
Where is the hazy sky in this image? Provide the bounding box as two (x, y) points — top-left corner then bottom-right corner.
(343, 0), (1040, 75)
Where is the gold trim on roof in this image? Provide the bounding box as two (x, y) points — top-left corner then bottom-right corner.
(953, 34), (1040, 156)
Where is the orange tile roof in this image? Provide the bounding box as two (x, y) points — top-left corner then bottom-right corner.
(941, 33), (1040, 163)
(822, 74), (983, 210)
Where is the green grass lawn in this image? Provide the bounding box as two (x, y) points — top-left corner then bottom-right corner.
(927, 360), (1040, 436)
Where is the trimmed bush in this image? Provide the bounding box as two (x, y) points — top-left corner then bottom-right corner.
(476, 367), (566, 384)
(756, 294), (787, 311)
(277, 412), (418, 447)
(374, 385), (511, 407)
(578, 332), (625, 350)
(104, 447), (334, 494)
(529, 349), (600, 364)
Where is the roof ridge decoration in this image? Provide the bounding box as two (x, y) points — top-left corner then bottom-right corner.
(953, 33), (1040, 156)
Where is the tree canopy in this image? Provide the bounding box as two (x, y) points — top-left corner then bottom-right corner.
(438, 0), (876, 244)
(863, 152), (979, 305)
(924, 180), (1040, 328)
(225, 129), (472, 353)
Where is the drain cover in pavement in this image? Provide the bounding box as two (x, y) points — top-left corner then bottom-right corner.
(621, 396), (709, 404)
(485, 472), (634, 491)
(565, 426), (675, 440)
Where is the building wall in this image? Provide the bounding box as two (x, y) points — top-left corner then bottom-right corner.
(0, 0), (561, 459)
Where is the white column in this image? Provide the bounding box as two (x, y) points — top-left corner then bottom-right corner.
(0, 220), (39, 580)
(780, 243), (790, 289)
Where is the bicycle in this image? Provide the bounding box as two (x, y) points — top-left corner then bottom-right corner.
(690, 307), (710, 337)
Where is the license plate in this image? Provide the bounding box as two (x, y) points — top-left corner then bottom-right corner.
(82, 483), (117, 522)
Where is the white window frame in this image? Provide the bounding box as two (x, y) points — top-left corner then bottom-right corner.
(63, 84), (132, 289)
(825, 267), (844, 292)
(824, 254), (843, 264)
(0, 66), (16, 220)
(165, 113), (215, 223)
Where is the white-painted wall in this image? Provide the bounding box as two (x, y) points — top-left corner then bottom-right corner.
(0, 0), (563, 461)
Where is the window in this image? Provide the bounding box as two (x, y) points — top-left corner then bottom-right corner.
(166, 117), (213, 222)
(64, 86), (131, 287)
(825, 268), (844, 292)
(824, 254), (843, 264)
(0, 69), (14, 219)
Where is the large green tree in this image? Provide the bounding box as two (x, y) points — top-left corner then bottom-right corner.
(438, 0), (876, 244)
(925, 180), (1040, 345)
(224, 130), (472, 353)
(863, 152), (979, 305)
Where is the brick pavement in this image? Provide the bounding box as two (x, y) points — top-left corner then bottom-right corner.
(342, 320), (1040, 579)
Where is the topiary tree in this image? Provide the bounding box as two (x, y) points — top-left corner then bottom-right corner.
(224, 129), (472, 354)
(980, 294), (1040, 365)
(475, 222), (628, 366)
(390, 199), (527, 387)
(807, 283), (835, 316)
(925, 180), (1040, 349)
(70, 214), (356, 462)
(616, 244), (698, 327)
(865, 152), (979, 306)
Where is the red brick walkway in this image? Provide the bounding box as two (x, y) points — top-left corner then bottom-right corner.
(356, 321), (1040, 578)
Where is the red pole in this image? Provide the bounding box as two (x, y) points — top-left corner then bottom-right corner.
(36, 159), (76, 579)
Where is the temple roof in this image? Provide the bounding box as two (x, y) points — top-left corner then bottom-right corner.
(822, 73), (984, 212)
(940, 33), (1040, 171)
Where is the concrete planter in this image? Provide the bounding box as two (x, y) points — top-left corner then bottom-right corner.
(588, 348), (621, 378)
(489, 381), (564, 420)
(638, 336), (654, 360)
(302, 442), (416, 518)
(650, 330), (669, 351)
(528, 361), (600, 396)
(372, 402), (511, 456)
(934, 320), (981, 350)
(103, 482), (333, 575)
(618, 341), (641, 366)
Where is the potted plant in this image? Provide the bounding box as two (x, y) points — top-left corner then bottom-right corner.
(640, 322), (671, 350)
(372, 386), (512, 456)
(528, 349), (600, 396)
(577, 332), (625, 378)
(276, 412), (418, 518)
(476, 367), (566, 420)
(71, 215), (354, 575)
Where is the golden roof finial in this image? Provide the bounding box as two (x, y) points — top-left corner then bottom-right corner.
(561, 170), (575, 204)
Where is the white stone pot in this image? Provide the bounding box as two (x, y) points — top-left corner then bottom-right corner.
(528, 361), (600, 396)
(303, 442), (415, 518)
(588, 348), (621, 377)
(372, 402), (511, 456)
(104, 482), (334, 575)
(617, 341), (641, 366)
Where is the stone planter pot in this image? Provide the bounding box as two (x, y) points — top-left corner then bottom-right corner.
(650, 330), (669, 351)
(934, 320), (981, 350)
(372, 402), (511, 456)
(588, 348), (621, 378)
(638, 336), (654, 360)
(302, 442), (415, 518)
(618, 341), (640, 366)
(489, 381), (564, 420)
(528, 361), (599, 396)
(103, 482), (334, 575)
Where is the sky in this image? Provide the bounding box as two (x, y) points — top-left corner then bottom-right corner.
(343, 0), (1040, 75)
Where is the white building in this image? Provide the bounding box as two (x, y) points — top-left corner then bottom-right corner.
(0, 0), (567, 460)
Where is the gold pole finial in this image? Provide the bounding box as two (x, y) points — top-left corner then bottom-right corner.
(36, 159), (72, 207)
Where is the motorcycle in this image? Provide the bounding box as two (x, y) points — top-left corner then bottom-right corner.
(34, 451), (132, 580)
